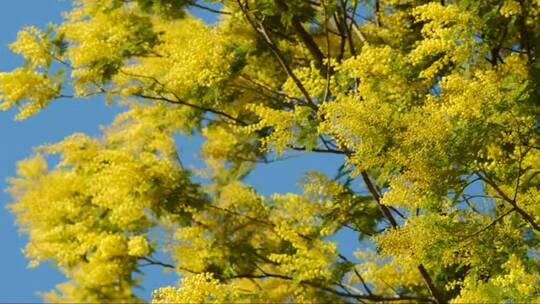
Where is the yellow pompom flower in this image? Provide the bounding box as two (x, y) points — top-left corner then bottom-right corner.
(128, 236), (150, 257)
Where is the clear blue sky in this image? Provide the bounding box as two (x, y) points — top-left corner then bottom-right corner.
(0, 1), (354, 302)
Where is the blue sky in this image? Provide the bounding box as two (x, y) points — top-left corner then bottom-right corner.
(0, 1), (355, 302)
(0, 1), (122, 301)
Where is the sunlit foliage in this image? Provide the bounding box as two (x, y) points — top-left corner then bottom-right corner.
(3, 0), (540, 302)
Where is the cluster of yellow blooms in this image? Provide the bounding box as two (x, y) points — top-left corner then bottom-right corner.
(8, 102), (203, 300)
(152, 273), (236, 303)
(0, 68), (58, 120)
(2, 0), (540, 302)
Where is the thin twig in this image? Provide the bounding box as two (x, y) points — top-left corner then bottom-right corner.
(188, 1), (231, 15)
(236, 0), (317, 110)
(477, 171), (540, 232)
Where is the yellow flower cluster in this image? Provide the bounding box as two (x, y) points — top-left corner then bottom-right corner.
(0, 68), (58, 120)
(354, 249), (424, 295)
(128, 235), (150, 257)
(152, 273), (236, 303)
(3, 0), (540, 301)
(243, 104), (315, 155)
(282, 61), (337, 100)
(10, 26), (52, 68)
(409, 3), (479, 80)
(500, 0), (521, 17)
(7, 103), (204, 300)
(455, 255), (540, 303)
(116, 17), (233, 101)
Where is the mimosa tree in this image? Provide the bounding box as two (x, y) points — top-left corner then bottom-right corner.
(3, 0), (540, 302)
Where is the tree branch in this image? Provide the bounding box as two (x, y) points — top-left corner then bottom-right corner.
(289, 145), (346, 154)
(360, 171), (447, 304)
(118, 69), (248, 125)
(188, 1), (231, 15)
(463, 207), (516, 242)
(135, 92), (247, 126)
(274, 0), (326, 72)
(236, 0), (318, 110)
(139, 257), (175, 269)
(322, 0), (332, 103)
(477, 171), (540, 232)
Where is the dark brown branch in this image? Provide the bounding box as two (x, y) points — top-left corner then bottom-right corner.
(117, 69), (248, 125)
(464, 207), (516, 241)
(488, 19), (508, 66)
(236, 74), (304, 105)
(236, 265), (434, 302)
(417, 264), (446, 304)
(134, 93), (247, 126)
(477, 172), (540, 232)
(348, 16), (367, 43)
(229, 83), (287, 104)
(344, 0), (360, 56)
(188, 1), (231, 15)
(374, 0), (381, 27)
(274, 0), (326, 72)
(57, 92), (103, 99)
(236, 0), (317, 110)
(315, 283), (435, 303)
(337, 254), (374, 296)
(333, 11), (347, 62)
(513, 144), (528, 202)
(461, 195), (483, 214)
(359, 171), (446, 304)
(229, 272), (292, 281)
(518, 0), (532, 62)
(238, 74), (290, 97)
(139, 257), (175, 269)
(524, 170), (540, 186)
(389, 206), (407, 220)
(360, 171), (397, 228)
(320, 134), (339, 150)
(322, 0), (332, 103)
(289, 145), (346, 154)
